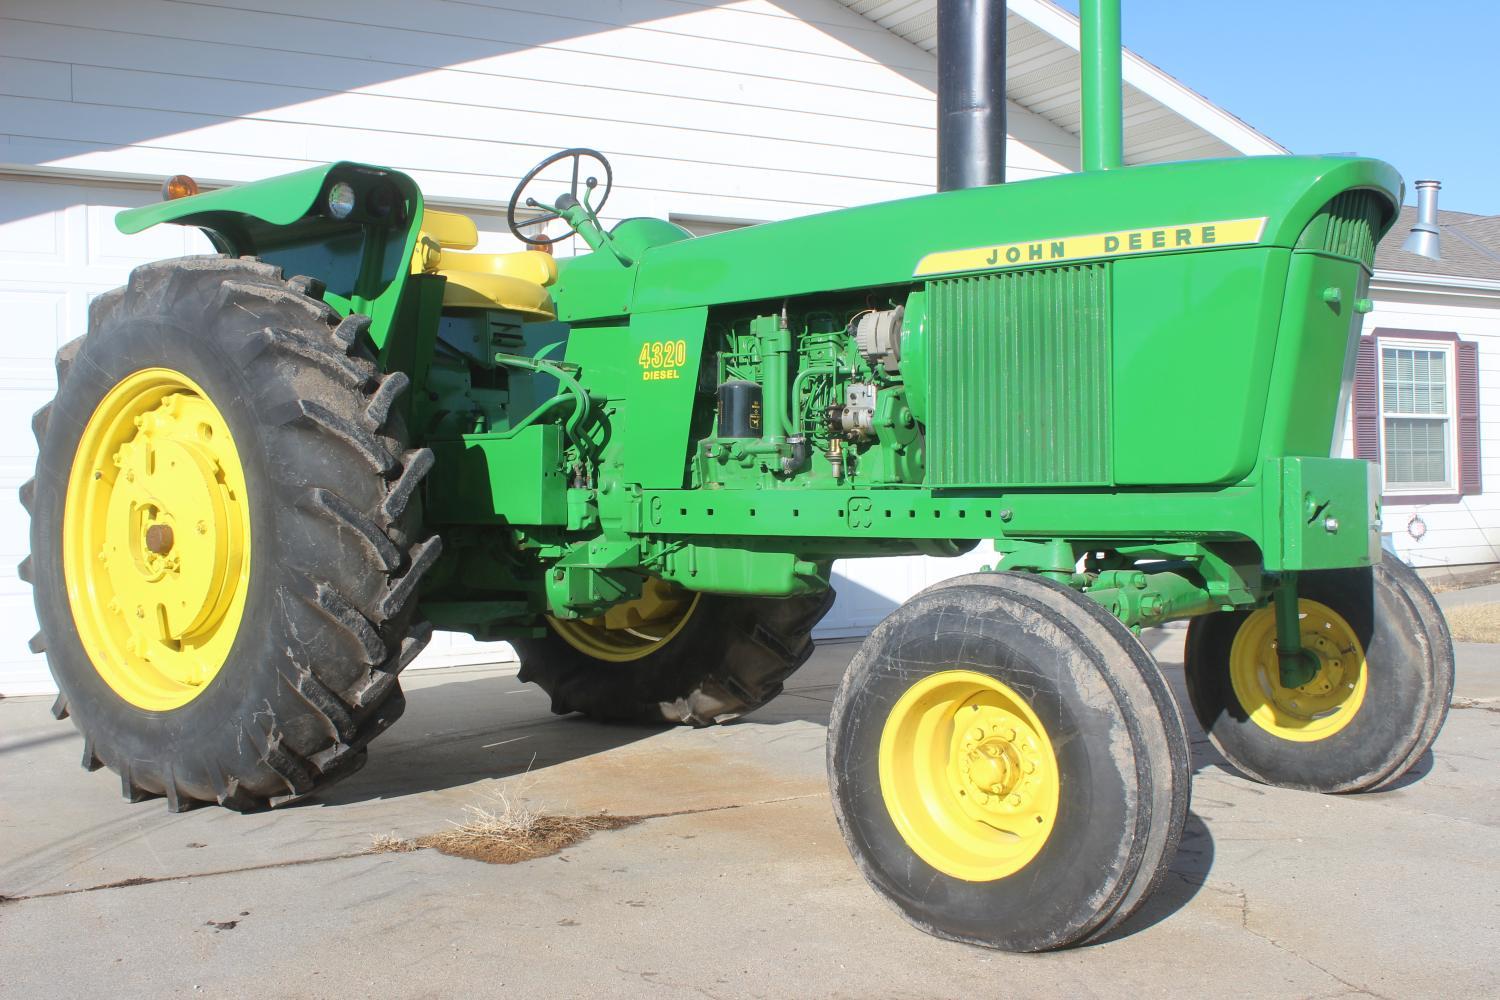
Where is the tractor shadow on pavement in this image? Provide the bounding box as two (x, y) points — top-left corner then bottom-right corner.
(309, 655), (842, 809)
(309, 668), (675, 807)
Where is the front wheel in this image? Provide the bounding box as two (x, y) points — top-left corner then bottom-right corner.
(828, 572), (1190, 952)
(1184, 552), (1453, 793)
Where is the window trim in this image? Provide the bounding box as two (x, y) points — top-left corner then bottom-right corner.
(1377, 336), (1458, 496)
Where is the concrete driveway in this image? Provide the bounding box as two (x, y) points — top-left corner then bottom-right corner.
(3, 602), (1498, 998)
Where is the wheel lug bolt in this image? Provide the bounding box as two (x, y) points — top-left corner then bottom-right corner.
(969, 727), (985, 742)
(1007, 794), (1022, 807)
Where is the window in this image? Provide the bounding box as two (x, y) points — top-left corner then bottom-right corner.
(1353, 329), (1482, 503)
(1380, 343), (1454, 491)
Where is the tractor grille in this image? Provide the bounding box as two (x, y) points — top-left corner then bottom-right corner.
(1298, 190), (1383, 268)
(927, 263), (1111, 487)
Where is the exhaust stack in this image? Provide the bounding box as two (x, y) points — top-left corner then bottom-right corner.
(1401, 179), (1442, 260)
(1080, 0), (1124, 171)
(936, 0), (1006, 191)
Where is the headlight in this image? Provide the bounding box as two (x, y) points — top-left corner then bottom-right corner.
(326, 181), (356, 219)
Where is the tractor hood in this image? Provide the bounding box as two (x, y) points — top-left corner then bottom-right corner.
(610, 155), (1400, 319)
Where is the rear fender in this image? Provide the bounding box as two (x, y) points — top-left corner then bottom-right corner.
(115, 162), (426, 352)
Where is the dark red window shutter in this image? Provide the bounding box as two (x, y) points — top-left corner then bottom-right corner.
(1353, 335), (1380, 461)
(1457, 339), (1482, 496)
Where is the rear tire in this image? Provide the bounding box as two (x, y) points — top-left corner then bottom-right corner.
(828, 573), (1190, 952)
(515, 589), (834, 725)
(1183, 552), (1453, 793)
(24, 255), (438, 811)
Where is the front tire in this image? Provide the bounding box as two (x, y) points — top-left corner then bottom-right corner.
(1183, 552), (1453, 793)
(24, 256), (438, 811)
(828, 573), (1190, 952)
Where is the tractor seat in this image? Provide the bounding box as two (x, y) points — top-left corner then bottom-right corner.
(412, 209), (558, 320)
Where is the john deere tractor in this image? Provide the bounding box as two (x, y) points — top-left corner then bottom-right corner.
(23, 0), (1451, 951)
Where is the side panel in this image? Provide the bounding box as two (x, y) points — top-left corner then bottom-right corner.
(567, 306), (709, 489)
(1111, 248), (1289, 485)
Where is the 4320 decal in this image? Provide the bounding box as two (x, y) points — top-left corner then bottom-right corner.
(638, 339), (689, 381)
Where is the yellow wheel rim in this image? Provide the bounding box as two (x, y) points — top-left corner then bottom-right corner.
(879, 669), (1060, 882)
(1229, 599), (1368, 742)
(548, 578), (700, 663)
(63, 368), (252, 711)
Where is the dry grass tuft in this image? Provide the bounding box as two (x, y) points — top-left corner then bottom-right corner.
(1445, 602), (1500, 644)
(391, 789), (639, 865)
(368, 831), (420, 854)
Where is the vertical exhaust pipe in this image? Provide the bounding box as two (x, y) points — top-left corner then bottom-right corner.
(1401, 179), (1442, 260)
(936, 0), (1006, 191)
(1080, 0), (1124, 171)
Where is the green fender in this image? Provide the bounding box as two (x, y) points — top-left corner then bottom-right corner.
(114, 162), (428, 353)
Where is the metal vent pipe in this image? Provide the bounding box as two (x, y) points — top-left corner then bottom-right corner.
(936, 0), (1006, 191)
(1401, 179), (1442, 260)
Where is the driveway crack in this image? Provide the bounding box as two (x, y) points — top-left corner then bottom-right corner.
(0, 850), (367, 905)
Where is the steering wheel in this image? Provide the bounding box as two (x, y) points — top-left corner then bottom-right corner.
(507, 148), (613, 247)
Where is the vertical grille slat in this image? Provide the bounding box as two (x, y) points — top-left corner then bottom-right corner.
(927, 264), (1110, 486)
(1298, 190), (1382, 267)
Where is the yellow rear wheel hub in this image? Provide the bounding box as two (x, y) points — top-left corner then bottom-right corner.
(63, 368), (251, 711)
(1229, 599), (1368, 742)
(548, 578), (699, 663)
(879, 669), (1059, 882)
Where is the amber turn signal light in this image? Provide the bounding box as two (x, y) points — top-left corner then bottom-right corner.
(161, 174), (200, 201)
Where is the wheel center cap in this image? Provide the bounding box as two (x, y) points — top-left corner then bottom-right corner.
(967, 740), (1019, 795)
(949, 703), (1048, 818)
(144, 522), (175, 555)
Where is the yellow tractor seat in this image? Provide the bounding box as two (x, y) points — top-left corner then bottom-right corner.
(421, 209), (480, 250)
(413, 209), (558, 319)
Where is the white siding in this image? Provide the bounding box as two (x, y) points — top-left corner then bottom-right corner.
(1342, 283), (1500, 570)
(0, 0), (1075, 223)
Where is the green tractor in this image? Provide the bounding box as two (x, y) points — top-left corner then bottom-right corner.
(23, 0), (1451, 952)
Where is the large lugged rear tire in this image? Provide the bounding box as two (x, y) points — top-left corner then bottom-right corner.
(828, 572), (1189, 952)
(515, 588), (834, 725)
(1183, 552), (1453, 793)
(23, 255), (438, 811)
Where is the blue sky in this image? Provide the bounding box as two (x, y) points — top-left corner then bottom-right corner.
(1051, 1), (1500, 214)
